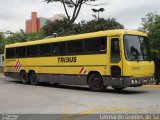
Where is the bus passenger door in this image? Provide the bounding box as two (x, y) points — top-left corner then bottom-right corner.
(110, 37), (122, 77)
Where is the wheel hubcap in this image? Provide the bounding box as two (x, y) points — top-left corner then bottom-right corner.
(93, 77), (102, 88)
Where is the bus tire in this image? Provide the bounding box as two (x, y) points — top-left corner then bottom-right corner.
(88, 73), (106, 92)
(29, 71), (38, 85)
(20, 71), (28, 84)
(155, 77), (160, 85)
(156, 81), (160, 84)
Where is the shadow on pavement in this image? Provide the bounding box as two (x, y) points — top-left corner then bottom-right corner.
(105, 88), (150, 94)
(9, 80), (150, 95)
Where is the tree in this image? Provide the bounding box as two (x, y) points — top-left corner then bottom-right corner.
(43, 18), (124, 36)
(0, 30), (46, 53)
(44, 0), (97, 23)
(25, 30), (46, 41)
(0, 32), (5, 53)
(141, 12), (160, 84)
(141, 12), (160, 57)
(43, 18), (76, 36)
(4, 30), (46, 45)
(0, 32), (4, 40)
(80, 18), (124, 33)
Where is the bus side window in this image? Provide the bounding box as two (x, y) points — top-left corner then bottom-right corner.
(16, 47), (26, 58)
(39, 44), (51, 56)
(111, 38), (120, 63)
(67, 40), (83, 54)
(52, 42), (66, 55)
(100, 37), (106, 52)
(6, 48), (16, 59)
(53, 46), (60, 54)
(27, 45), (38, 57)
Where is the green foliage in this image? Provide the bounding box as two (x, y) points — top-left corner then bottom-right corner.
(4, 30), (27, 45)
(25, 30), (46, 41)
(0, 32), (5, 53)
(0, 32), (4, 40)
(142, 12), (160, 79)
(0, 30), (46, 53)
(43, 18), (124, 36)
(80, 18), (124, 33)
(141, 12), (160, 58)
(43, 18), (76, 36)
(4, 30), (46, 45)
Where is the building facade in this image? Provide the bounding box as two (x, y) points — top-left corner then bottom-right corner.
(26, 12), (50, 33)
(50, 14), (65, 22)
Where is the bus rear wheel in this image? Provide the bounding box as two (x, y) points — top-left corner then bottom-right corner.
(29, 71), (38, 85)
(20, 71), (28, 84)
(88, 73), (106, 92)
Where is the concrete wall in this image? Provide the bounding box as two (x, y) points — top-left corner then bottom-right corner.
(0, 54), (4, 73)
(26, 12), (49, 33)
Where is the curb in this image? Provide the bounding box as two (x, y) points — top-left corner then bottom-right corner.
(141, 85), (160, 88)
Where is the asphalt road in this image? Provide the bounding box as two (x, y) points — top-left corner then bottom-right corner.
(0, 74), (160, 114)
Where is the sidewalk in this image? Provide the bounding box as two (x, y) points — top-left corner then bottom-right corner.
(142, 85), (160, 88)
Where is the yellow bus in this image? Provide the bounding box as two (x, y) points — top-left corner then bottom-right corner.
(4, 30), (155, 91)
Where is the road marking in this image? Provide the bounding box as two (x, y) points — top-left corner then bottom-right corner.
(78, 106), (129, 114)
(141, 85), (160, 88)
(60, 106), (160, 120)
(60, 105), (72, 120)
(63, 105), (70, 114)
(60, 106), (130, 120)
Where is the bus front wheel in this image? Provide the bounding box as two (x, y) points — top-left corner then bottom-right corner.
(20, 71), (28, 84)
(29, 71), (38, 85)
(88, 73), (106, 92)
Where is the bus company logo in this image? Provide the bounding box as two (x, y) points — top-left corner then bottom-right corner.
(79, 67), (86, 74)
(14, 60), (22, 72)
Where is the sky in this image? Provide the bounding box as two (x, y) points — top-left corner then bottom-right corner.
(0, 0), (160, 32)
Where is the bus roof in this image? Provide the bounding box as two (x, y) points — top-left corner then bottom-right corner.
(5, 29), (147, 48)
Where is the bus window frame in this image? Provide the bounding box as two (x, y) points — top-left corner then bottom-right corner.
(123, 34), (151, 62)
(5, 36), (107, 59)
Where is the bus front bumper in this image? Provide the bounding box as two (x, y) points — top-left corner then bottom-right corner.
(103, 76), (155, 87)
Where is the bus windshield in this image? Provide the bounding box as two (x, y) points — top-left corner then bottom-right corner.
(124, 35), (151, 61)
